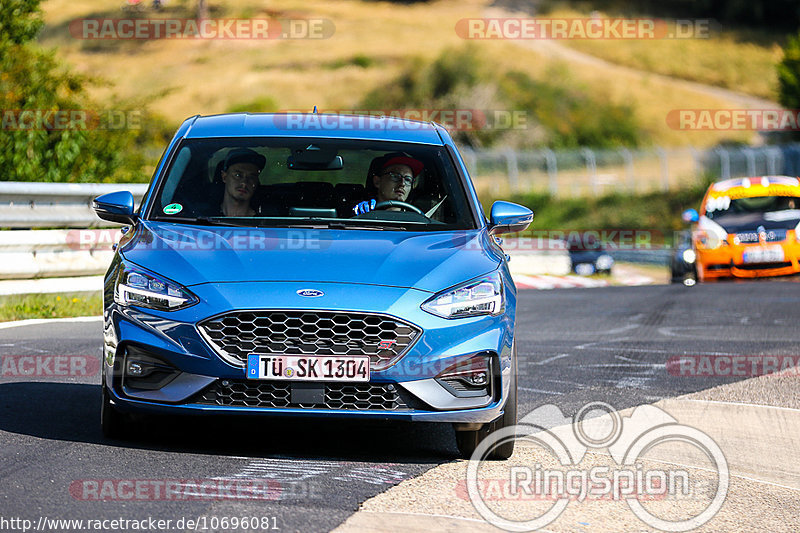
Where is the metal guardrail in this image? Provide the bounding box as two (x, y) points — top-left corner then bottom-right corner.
(0, 182), (148, 228)
(465, 142), (800, 197)
(609, 249), (673, 265)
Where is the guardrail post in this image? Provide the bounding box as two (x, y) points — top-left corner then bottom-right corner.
(543, 148), (558, 197)
(716, 147), (731, 180)
(742, 147), (756, 177)
(620, 148), (634, 194)
(657, 147), (669, 191)
(461, 146), (477, 177)
(503, 148), (519, 193)
(688, 145), (702, 183)
(765, 146), (781, 176)
(581, 148), (598, 196)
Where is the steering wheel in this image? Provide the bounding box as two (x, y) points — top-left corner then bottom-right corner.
(373, 200), (425, 216)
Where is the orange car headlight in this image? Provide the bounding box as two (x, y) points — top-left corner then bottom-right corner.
(694, 230), (728, 250)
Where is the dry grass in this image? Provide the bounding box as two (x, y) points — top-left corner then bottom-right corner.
(538, 7), (783, 101)
(38, 0), (768, 148)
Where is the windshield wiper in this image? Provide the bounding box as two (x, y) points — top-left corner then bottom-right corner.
(155, 216), (252, 227)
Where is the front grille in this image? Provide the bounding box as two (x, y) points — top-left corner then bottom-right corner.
(734, 261), (793, 270)
(735, 229), (787, 243)
(198, 310), (420, 370)
(196, 380), (414, 410)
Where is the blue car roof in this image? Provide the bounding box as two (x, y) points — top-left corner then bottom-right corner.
(182, 113), (446, 144)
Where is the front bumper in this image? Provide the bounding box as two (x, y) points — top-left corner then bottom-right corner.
(103, 279), (516, 424)
(697, 240), (800, 280)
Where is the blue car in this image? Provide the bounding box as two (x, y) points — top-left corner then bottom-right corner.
(94, 113), (532, 459)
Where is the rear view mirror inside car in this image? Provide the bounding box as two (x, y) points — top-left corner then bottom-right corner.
(287, 144), (344, 170)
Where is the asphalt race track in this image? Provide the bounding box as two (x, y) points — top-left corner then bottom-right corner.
(1, 282), (799, 532)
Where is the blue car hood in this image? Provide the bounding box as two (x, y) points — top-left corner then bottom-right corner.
(120, 222), (502, 292)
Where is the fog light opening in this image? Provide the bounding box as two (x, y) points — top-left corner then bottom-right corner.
(122, 347), (181, 391)
(436, 355), (493, 398)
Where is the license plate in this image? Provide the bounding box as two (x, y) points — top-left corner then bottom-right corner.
(247, 354), (370, 382)
(743, 246), (784, 264)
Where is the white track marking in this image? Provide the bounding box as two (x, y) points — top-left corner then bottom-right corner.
(0, 316), (102, 330)
(519, 386), (564, 395)
(680, 398), (800, 413)
(602, 323), (641, 335)
(529, 353), (572, 365)
(514, 274), (610, 290)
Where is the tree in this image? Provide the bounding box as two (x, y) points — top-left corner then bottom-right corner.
(0, 0), (148, 182)
(777, 32), (800, 111)
(197, 0), (208, 20)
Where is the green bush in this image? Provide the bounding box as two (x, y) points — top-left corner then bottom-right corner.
(226, 96), (279, 113)
(778, 31), (800, 112)
(0, 0), (168, 183)
(361, 45), (644, 149)
(485, 179), (712, 241)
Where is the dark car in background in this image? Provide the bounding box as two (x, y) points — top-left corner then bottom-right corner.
(567, 233), (615, 276)
(670, 229), (697, 286)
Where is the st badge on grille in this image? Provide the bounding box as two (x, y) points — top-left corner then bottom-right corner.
(297, 289), (324, 297)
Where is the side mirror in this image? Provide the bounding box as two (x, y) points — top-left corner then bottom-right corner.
(93, 191), (137, 225)
(682, 208), (699, 223)
(488, 201), (533, 235)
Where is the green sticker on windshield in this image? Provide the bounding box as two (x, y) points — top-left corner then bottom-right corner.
(163, 203), (183, 215)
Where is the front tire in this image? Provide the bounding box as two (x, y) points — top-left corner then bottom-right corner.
(455, 345), (518, 460)
(101, 385), (129, 439)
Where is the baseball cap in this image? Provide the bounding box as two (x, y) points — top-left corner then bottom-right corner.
(223, 148), (266, 171)
(376, 153), (424, 176)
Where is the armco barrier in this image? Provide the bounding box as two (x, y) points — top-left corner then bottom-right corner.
(0, 182), (148, 228)
(609, 249), (673, 265)
(0, 229), (118, 280)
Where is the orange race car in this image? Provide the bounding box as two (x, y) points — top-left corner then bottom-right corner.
(683, 176), (800, 282)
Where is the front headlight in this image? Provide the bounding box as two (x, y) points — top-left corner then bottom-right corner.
(421, 272), (505, 319)
(682, 249), (696, 263)
(596, 254), (614, 270)
(694, 216), (728, 250)
(114, 264), (198, 311)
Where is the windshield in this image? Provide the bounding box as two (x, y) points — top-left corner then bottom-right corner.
(704, 195), (800, 222)
(148, 138), (476, 231)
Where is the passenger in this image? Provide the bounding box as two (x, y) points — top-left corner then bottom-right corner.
(218, 148), (266, 217)
(353, 155), (424, 215)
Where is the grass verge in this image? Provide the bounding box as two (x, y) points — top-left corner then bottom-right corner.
(0, 292), (102, 322)
(485, 182), (709, 242)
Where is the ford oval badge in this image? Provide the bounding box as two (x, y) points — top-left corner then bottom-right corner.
(297, 289), (324, 298)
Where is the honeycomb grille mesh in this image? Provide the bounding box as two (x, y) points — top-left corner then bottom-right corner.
(199, 310), (420, 370)
(197, 380), (411, 411)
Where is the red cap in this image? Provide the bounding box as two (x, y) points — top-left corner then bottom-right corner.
(380, 156), (424, 176)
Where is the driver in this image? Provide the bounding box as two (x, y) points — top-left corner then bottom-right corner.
(353, 155), (424, 215)
(219, 148), (266, 217)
